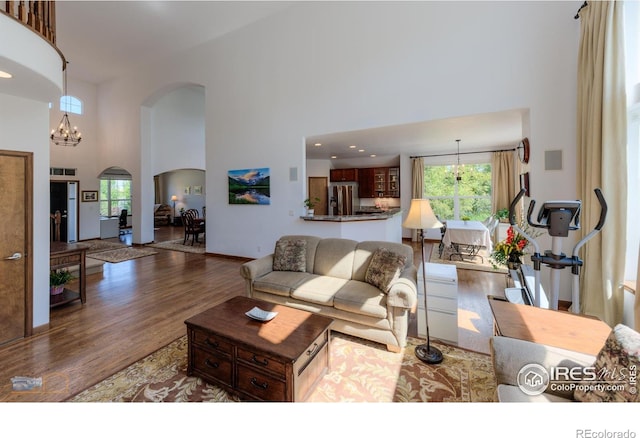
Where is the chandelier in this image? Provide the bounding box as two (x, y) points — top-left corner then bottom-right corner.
(454, 139), (463, 181)
(50, 64), (82, 147)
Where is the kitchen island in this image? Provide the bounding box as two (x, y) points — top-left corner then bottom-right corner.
(299, 209), (403, 242)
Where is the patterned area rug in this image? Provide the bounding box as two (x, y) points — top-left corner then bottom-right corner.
(147, 238), (205, 254)
(86, 247), (158, 263)
(430, 244), (507, 274)
(82, 239), (128, 253)
(68, 333), (497, 402)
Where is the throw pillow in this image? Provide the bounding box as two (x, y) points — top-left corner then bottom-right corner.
(573, 324), (640, 402)
(272, 239), (307, 272)
(365, 248), (407, 293)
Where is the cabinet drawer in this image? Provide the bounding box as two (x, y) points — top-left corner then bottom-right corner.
(427, 309), (458, 343)
(426, 281), (457, 299)
(237, 347), (286, 376)
(236, 364), (286, 401)
(427, 295), (457, 313)
(191, 330), (233, 355)
(191, 345), (233, 385)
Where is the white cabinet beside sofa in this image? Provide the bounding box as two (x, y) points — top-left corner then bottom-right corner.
(417, 262), (458, 344)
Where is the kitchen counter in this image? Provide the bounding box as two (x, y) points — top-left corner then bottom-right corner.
(299, 209), (403, 243)
(300, 208), (401, 222)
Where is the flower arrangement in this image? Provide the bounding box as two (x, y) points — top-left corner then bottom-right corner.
(303, 197), (320, 209)
(50, 269), (75, 295)
(490, 225), (532, 269)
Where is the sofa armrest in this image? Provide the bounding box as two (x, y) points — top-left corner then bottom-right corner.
(240, 254), (274, 281)
(386, 265), (418, 309)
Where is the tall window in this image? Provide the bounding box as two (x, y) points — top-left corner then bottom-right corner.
(100, 179), (132, 217)
(60, 95), (82, 115)
(424, 163), (492, 221)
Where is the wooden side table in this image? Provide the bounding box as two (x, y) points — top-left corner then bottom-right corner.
(488, 298), (611, 356)
(50, 242), (88, 308)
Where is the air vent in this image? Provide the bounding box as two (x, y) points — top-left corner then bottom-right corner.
(50, 167), (77, 176)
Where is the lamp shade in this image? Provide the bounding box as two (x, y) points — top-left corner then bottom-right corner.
(171, 195), (178, 202)
(402, 199), (443, 230)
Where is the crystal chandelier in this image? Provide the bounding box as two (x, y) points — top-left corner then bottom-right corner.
(51, 64), (82, 147)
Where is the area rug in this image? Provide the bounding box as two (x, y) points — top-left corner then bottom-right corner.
(67, 333), (497, 402)
(430, 244), (506, 274)
(147, 238), (205, 254)
(86, 247), (158, 263)
(81, 239), (129, 254)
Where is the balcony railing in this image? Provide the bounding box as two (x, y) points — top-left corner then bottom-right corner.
(1, 1), (65, 67)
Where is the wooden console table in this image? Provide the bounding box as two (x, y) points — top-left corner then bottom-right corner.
(50, 242), (88, 308)
(488, 298), (611, 355)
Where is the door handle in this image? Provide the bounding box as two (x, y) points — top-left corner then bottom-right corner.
(4, 253), (22, 260)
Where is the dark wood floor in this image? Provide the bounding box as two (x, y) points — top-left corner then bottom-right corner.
(0, 227), (506, 402)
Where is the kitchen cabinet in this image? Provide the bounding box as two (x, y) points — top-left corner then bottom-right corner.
(330, 168), (358, 182)
(357, 167), (400, 198)
(357, 168), (375, 198)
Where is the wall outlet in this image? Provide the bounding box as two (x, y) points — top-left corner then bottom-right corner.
(288, 210), (294, 216)
(257, 246), (261, 252)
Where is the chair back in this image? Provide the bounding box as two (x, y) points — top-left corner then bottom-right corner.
(119, 209), (128, 228)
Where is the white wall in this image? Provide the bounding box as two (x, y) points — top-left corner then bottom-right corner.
(150, 85), (206, 176)
(0, 94), (53, 329)
(94, 2), (579, 294)
(50, 77), (101, 240)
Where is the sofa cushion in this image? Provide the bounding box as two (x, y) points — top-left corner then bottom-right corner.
(313, 238), (358, 279)
(364, 247), (407, 292)
(253, 271), (314, 297)
(573, 324), (640, 402)
(333, 280), (388, 319)
(353, 241), (413, 282)
(291, 275), (349, 306)
(273, 238), (307, 272)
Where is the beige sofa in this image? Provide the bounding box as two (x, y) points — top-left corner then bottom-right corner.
(240, 235), (418, 352)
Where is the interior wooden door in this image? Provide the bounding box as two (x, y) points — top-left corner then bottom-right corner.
(0, 150), (33, 345)
(308, 177), (328, 215)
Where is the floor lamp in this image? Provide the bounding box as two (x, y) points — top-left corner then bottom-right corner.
(171, 195), (178, 224)
(403, 198), (444, 364)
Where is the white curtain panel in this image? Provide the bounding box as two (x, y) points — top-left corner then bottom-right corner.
(576, 0), (627, 325)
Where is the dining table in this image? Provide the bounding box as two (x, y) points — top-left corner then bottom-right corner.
(441, 220), (492, 261)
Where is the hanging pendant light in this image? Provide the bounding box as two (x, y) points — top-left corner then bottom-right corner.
(454, 139), (463, 181)
(51, 63), (82, 147)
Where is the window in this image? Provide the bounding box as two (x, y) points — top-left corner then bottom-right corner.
(423, 163), (492, 221)
(60, 95), (82, 115)
(100, 179), (132, 217)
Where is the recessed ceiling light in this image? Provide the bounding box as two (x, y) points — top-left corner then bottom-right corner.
(358, 149), (365, 152)
(370, 154), (377, 157)
(0, 70), (13, 79)
(331, 155), (337, 159)
(314, 143), (322, 147)
(349, 145), (356, 149)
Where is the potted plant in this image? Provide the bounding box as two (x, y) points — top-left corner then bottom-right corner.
(489, 223), (540, 270)
(50, 269), (74, 295)
(496, 208), (509, 223)
(303, 197), (320, 216)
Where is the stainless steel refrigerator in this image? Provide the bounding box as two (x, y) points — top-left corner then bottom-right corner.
(331, 184), (357, 215)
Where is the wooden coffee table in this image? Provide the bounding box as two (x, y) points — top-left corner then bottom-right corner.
(488, 298), (611, 355)
(185, 296), (333, 402)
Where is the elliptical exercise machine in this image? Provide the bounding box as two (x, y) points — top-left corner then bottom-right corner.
(508, 187), (607, 312)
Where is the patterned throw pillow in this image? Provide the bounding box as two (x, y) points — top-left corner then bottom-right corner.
(272, 239), (307, 272)
(573, 324), (640, 402)
(365, 248), (407, 293)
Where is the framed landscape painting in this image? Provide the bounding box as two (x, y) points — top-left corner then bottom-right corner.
(228, 168), (270, 205)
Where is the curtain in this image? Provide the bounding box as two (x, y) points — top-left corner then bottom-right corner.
(410, 157), (424, 242)
(154, 175), (161, 204)
(577, 1), (627, 325)
(491, 151), (517, 217)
